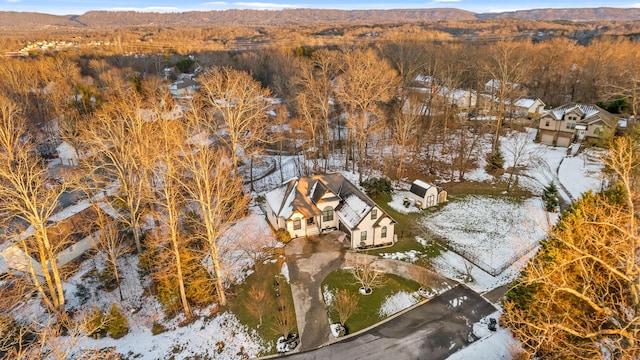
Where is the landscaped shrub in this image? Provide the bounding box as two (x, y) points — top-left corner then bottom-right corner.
(361, 177), (393, 197)
(275, 228), (291, 243)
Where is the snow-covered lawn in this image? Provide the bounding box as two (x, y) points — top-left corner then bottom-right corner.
(423, 196), (551, 276)
(558, 148), (606, 200)
(387, 191), (424, 214)
(378, 291), (421, 317)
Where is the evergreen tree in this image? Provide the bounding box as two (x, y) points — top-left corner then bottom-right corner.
(542, 182), (559, 212)
(486, 149), (505, 172)
(107, 304), (129, 339)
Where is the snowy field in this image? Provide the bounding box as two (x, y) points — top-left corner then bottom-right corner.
(423, 196), (551, 276)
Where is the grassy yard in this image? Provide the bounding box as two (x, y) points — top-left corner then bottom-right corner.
(443, 179), (533, 197)
(227, 250), (296, 355)
(321, 269), (420, 334)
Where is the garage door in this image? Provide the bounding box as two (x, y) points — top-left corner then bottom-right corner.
(541, 134), (554, 145)
(556, 136), (571, 147)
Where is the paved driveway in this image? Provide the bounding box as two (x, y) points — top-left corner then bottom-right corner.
(285, 234), (349, 351)
(285, 235), (457, 352)
(281, 285), (497, 360)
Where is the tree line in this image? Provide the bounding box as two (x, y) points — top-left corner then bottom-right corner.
(0, 34), (639, 357)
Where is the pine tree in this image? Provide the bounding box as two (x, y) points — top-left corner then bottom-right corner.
(107, 304), (129, 339)
(486, 149), (505, 172)
(541, 182), (559, 212)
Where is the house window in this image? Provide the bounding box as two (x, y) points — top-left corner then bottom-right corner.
(371, 208), (377, 220)
(594, 127), (602, 135)
(381, 226), (387, 238)
(293, 218), (301, 230)
(322, 207), (334, 222)
(360, 231), (367, 242)
(566, 123), (576, 130)
(545, 121), (550, 127)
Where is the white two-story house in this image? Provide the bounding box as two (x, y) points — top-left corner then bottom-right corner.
(264, 173), (396, 249)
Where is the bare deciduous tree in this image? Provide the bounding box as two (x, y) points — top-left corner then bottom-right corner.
(0, 102), (68, 311)
(483, 39), (529, 152)
(502, 130), (537, 193)
(245, 283), (272, 328)
(150, 119), (192, 317)
(90, 202), (132, 301)
(81, 86), (160, 254)
(336, 47), (399, 183)
(351, 254), (385, 294)
(197, 67), (272, 169)
(331, 289), (359, 326)
(391, 91), (420, 180)
(177, 134), (249, 307)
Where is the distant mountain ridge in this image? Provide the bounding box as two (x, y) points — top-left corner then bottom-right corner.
(1, 7), (639, 30)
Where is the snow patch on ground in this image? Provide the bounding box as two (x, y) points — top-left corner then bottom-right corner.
(323, 285), (334, 308)
(378, 291), (421, 317)
(447, 311), (519, 360)
(387, 191), (424, 214)
(280, 262), (290, 283)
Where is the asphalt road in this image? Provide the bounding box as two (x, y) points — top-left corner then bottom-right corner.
(281, 285), (496, 360)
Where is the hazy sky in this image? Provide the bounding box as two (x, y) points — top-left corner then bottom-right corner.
(2, 0), (639, 15)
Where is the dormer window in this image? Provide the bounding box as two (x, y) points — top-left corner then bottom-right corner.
(371, 208), (377, 220)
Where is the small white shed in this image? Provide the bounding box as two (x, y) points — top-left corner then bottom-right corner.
(408, 180), (447, 209)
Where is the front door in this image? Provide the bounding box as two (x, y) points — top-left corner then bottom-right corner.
(577, 129), (586, 141)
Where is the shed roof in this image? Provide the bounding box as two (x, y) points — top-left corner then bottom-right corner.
(409, 180), (433, 198)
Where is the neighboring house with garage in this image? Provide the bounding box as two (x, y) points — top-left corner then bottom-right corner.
(264, 173), (396, 249)
(537, 103), (615, 147)
(407, 180), (447, 209)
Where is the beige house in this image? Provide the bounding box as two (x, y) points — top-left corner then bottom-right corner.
(513, 98), (545, 118)
(264, 173), (396, 249)
(537, 103), (615, 147)
(407, 180), (447, 209)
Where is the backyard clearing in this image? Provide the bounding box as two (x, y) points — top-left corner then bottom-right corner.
(422, 196), (552, 276)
